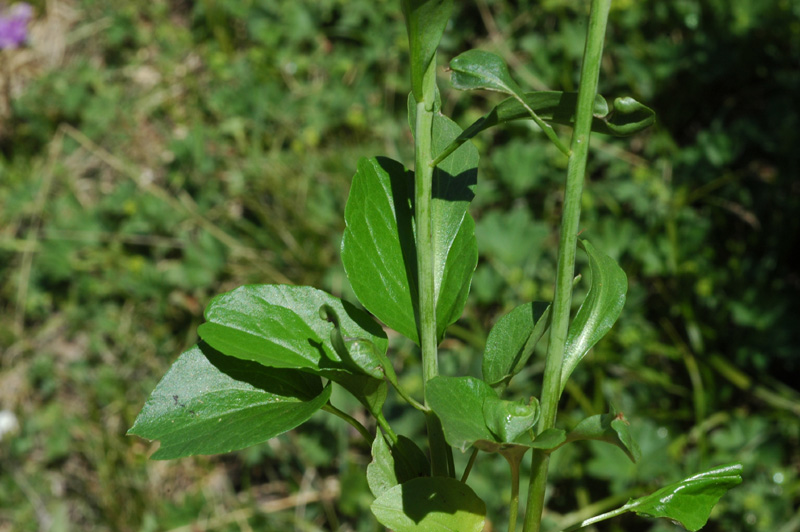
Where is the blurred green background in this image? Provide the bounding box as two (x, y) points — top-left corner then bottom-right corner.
(1, 0), (798, 531)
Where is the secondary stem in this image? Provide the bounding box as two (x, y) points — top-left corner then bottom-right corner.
(522, 1), (612, 531)
(322, 403), (373, 444)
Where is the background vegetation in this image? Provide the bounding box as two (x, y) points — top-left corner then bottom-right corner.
(1, 0), (798, 531)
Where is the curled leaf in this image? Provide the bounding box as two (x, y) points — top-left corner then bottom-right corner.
(625, 463), (743, 531)
(560, 240), (627, 392)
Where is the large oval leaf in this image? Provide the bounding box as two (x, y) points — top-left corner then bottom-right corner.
(560, 240), (627, 391)
(342, 151), (477, 344)
(482, 301), (551, 390)
(371, 476), (486, 532)
(198, 284), (388, 375)
(128, 343), (331, 459)
(341, 157), (420, 343)
(625, 463), (743, 531)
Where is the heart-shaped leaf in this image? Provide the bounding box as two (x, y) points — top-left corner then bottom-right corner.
(128, 343), (331, 459)
(371, 476), (486, 532)
(368, 430), (430, 498)
(625, 463), (743, 531)
(565, 412), (641, 462)
(482, 302), (551, 391)
(401, 0), (453, 103)
(560, 240), (627, 391)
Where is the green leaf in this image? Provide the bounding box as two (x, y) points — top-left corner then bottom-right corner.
(560, 240), (627, 391)
(371, 476), (486, 532)
(342, 150), (477, 344)
(625, 463), (743, 531)
(593, 96), (657, 136)
(482, 396), (538, 444)
(367, 430), (430, 498)
(341, 157), (419, 343)
(565, 412), (641, 463)
(197, 285), (390, 412)
(429, 111), (479, 341)
(401, 0), (453, 103)
(449, 49), (524, 95)
(198, 284), (388, 375)
(128, 344), (331, 459)
(408, 93), (479, 340)
(425, 376), (496, 452)
(482, 302), (551, 390)
(530, 428), (567, 450)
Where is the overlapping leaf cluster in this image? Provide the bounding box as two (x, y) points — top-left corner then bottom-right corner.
(128, 2), (741, 531)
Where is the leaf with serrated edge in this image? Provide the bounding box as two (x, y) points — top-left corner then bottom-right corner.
(371, 476), (486, 532)
(625, 463), (743, 531)
(128, 344), (331, 459)
(560, 240), (627, 391)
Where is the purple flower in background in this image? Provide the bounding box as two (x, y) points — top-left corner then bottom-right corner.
(0, 2), (33, 49)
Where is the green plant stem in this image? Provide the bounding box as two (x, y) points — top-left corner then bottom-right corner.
(389, 378), (429, 413)
(461, 448), (479, 482)
(522, 1), (612, 531)
(322, 403), (373, 444)
(377, 413), (400, 445)
(507, 457), (522, 532)
(558, 504), (630, 532)
(514, 97), (571, 156)
(415, 59), (452, 478)
(415, 99), (437, 385)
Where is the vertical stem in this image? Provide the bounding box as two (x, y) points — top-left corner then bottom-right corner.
(415, 98), (437, 385)
(522, 0), (612, 530)
(415, 59), (451, 477)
